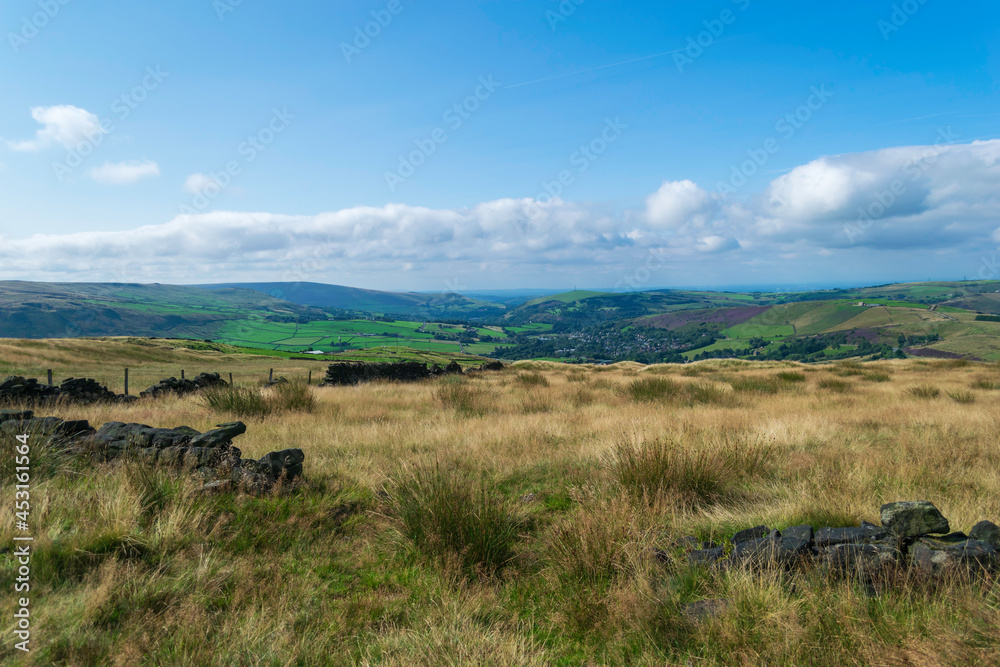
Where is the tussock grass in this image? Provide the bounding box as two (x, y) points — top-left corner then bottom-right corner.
(7, 348), (1000, 664)
(730, 376), (783, 394)
(203, 380), (315, 418)
(620, 376), (728, 406)
(389, 463), (524, 577)
(611, 436), (772, 506)
(863, 371), (892, 383)
(907, 384), (941, 399)
(434, 377), (494, 416)
(515, 371), (550, 387)
(203, 384), (271, 418)
(948, 390), (976, 404)
(775, 371), (806, 383)
(971, 378), (1000, 390)
(817, 378), (851, 392)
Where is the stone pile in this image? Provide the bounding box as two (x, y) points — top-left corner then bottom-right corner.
(658, 501), (1000, 580)
(0, 409), (303, 493)
(140, 372), (228, 399)
(0, 376), (132, 405)
(320, 360), (503, 386)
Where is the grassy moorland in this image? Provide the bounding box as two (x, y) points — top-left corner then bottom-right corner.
(2, 351), (1000, 665)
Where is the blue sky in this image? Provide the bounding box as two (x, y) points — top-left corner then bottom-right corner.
(2, 0), (1000, 291)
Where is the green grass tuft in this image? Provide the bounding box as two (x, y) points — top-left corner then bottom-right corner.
(907, 385), (941, 399)
(390, 463), (524, 577)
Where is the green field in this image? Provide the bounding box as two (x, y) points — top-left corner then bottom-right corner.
(211, 318), (514, 356)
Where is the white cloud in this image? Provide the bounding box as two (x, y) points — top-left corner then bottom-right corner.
(645, 180), (712, 230)
(8, 105), (104, 152)
(88, 160), (161, 185)
(4, 138), (1000, 286)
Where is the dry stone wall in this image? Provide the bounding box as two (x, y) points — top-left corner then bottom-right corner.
(0, 409), (302, 493)
(658, 500), (1000, 581)
(320, 360), (504, 386)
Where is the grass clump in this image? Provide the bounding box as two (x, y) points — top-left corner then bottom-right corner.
(204, 380), (315, 418)
(971, 378), (1000, 390)
(203, 385), (271, 419)
(434, 377), (493, 416)
(611, 437), (771, 506)
(515, 372), (550, 387)
(269, 380), (316, 412)
(775, 371), (806, 383)
(390, 463), (523, 577)
(862, 371), (891, 383)
(817, 378), (851, 393)
(948, 390), (976, 404)
(620, 377), (727, 405)
(907, 385), (941, 399)
(730, 376), (782, 394)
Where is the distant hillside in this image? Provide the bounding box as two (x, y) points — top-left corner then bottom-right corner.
(0, 281), (326, 339)
(195, 282), (506, 318)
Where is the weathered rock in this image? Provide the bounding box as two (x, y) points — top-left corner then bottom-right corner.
(969, 521), (1000, 551)
(158, 446), (187, 467)
(183, 447), (220, 469)
(781, 525), (814, 543)
(823, 541), (901, 577)
(910, 536), (999, 575)
(0, 409), (33, 423)
(880, 501), (950, 538)
(732, 525), (770, 544)
(815, 525), (889, 548)
(688, 547), (725, 567)
(259, 448), (305, 481)
(189, 422), (247, 449)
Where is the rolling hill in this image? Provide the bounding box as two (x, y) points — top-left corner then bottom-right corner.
(0, 281), (326, 339)
(195, 282), (506, 318)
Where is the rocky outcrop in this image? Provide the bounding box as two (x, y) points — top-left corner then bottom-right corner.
(139, 373), (228, 399)
(320, 360), (503, 386)
(0, 410), (303, 493)
(664, 501), (998, 582)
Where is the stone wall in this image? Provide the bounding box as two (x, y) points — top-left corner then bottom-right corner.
(320, 360), (504, 386)
(0, 409), (302, 493)
(139, 372), (228, 399)
(0, 372), (228, 405)
(658, 500), (1000, 581)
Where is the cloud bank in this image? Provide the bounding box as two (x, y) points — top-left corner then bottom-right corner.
(3, 137), (999, 287)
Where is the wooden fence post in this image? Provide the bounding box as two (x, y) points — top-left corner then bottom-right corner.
(269, 369), (274, 383)
(47, 369), (53, 387)
(229, 372), (233, 386)
(308, 370), (312, 385)
(181, 369), (185, 380)
(124, 368), (129, 396)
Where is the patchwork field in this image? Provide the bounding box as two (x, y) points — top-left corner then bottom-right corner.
(2, 347), (1000, 665)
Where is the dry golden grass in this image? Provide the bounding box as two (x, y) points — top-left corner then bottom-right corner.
(2, 347), (1000, 665)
